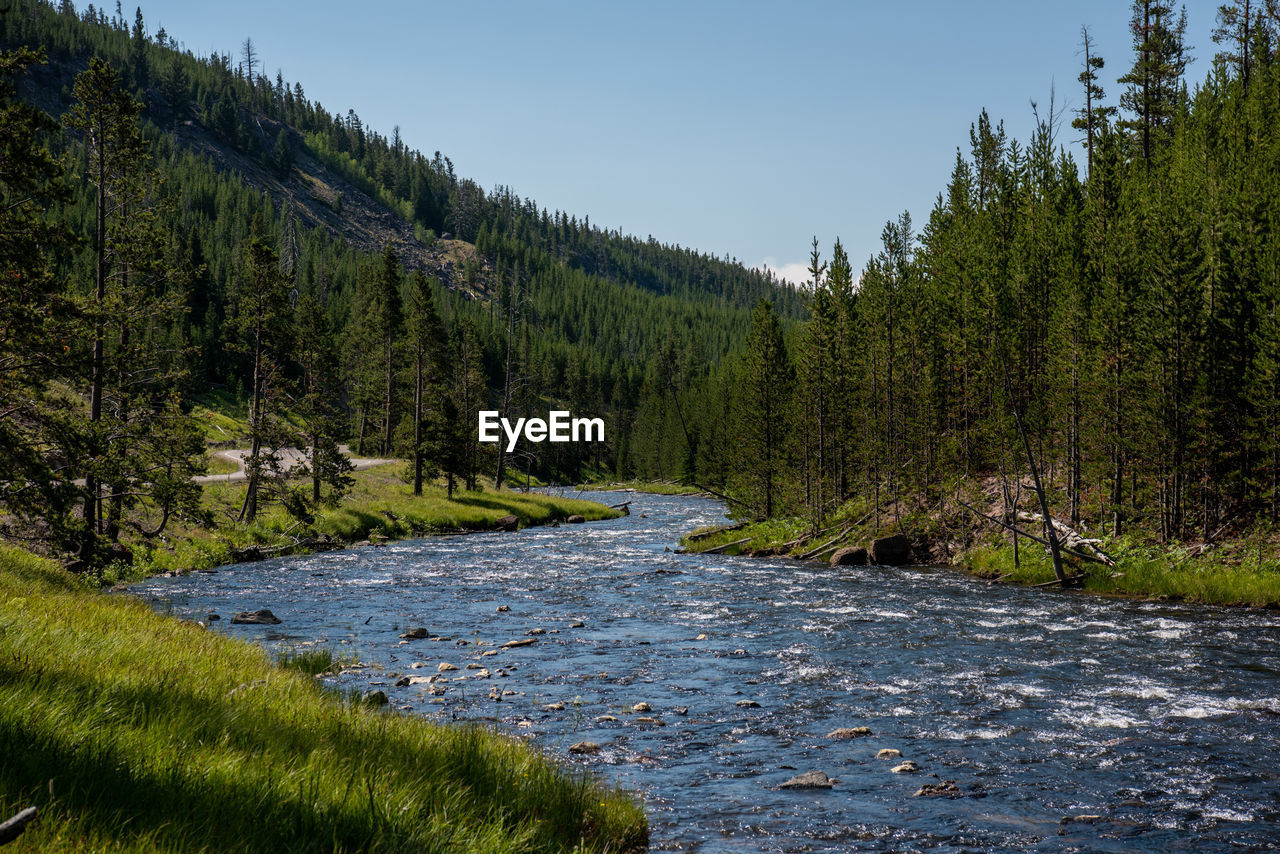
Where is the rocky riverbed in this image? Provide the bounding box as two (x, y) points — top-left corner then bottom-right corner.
(135, 491), (1280, 851)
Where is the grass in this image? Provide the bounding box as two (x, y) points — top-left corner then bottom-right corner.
(680, 491), (1280, 608)
(576, 480), (706, 496)
(111, 464), (622, 583)
(0, 546), (648, 853)
(203, 450), (241, 476)
(964, 536), (1280, 607)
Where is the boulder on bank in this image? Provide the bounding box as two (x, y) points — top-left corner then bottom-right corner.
(230, 609), (281, 625)
(870, 534), (912, 566)
(566, 514), (586, 524)
(830, 546), (869, 566)
(494, 515), (519, 532)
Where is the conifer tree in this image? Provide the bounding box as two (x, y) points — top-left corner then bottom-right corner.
(732, 299), (794, 519)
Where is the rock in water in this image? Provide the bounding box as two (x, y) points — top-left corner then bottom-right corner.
(566, 514), (586, 524)
(830, 547), (869, 566)
(891, 761), (919, 773)
(876, 748), (902, 759)
(230, 609), (282, 625)
(870, 534), (912, 566)
(777, 770), (835, 790)
(495, 515), (519, 532)
(826, 727), (872, 739)
(568, 741), (601, 754)
(399, 627), (429, 639)
(632, 702), (652, 712)
(915, 781), (962, 797)
(362, 690), (388, 706)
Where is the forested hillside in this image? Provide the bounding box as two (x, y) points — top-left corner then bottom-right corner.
(706, 1), (1280, 554)
(0, 0), (801, 564)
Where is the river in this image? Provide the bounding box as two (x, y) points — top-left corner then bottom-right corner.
(134, 491), (1280, 851)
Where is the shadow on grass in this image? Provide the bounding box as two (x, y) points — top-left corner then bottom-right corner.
(0, 661), (640, 852)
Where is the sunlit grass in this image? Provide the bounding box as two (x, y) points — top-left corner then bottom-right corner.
(0, 546), (648, 853)
(114, 465), (620, 581)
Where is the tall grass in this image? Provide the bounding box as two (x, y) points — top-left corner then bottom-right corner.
(0, 547), (647, 852)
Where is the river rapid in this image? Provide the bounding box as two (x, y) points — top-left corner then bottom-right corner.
(134, 492), (1280, 851)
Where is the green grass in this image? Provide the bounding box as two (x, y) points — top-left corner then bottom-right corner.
(203, 450), (241, 476)
(113, 464), (621, 582)
(964, 536), (1280, 607)
(577, 480), (706, 496)
(190, 389), (250, 444)
(0, 546), (648, 853)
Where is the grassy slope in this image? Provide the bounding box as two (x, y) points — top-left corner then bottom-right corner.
(0, 547), (647, 853)
(681, 494), (1280, 608)
(119, 464), (620, 581)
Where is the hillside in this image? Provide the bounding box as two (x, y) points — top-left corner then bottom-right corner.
(0, 0), (807, 516)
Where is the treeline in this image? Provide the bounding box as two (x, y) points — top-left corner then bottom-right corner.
(0, 0), (802, 566)
(680, 1), (1280, 543)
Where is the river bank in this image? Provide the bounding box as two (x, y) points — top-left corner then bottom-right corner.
(132, 490), (1280, 851)
(0, 545), (647, 852)
(679, 487), (1280, 609)
(104, 463), (621, 584)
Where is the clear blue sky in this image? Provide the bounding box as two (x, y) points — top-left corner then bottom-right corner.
(100, 1), (1217, 284)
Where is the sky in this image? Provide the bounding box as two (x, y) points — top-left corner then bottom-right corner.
(93, 1), (1219, 285)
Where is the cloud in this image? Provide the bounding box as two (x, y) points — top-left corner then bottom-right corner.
(756, 258), (812, 288)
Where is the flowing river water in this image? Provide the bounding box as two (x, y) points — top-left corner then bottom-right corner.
(134, 492), (1280, 851)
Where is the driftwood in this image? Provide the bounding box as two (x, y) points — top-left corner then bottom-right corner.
(1014, 511), (1115, 566)
(687, 522), (747, 542)
(797, 524), (856, 561)
(703, 537), (751, 555)
(956, 500), (1113, 567)
(0, 807), (37, 846)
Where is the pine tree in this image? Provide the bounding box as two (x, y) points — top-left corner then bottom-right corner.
(407, 271), (447, 494)
(0, 47), (78, 552)
(732, 299), (794, 519)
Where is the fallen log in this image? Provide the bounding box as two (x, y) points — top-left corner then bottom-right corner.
(703, 537), (752, 555)
(687, 522), (747, 542)
(1014, 511), (1115, 566)
(956, 501), (1112, 568)
(0, 807), (37, 846)
(797, 524), (855, 561)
